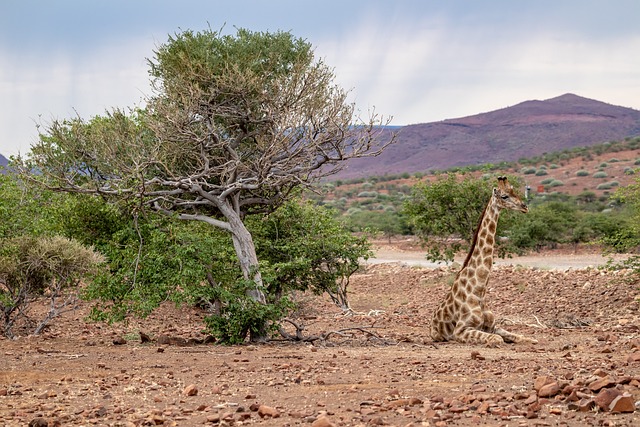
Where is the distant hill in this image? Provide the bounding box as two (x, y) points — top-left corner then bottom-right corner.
(0, 153), (8, 173)
(335, 93), (640, 180)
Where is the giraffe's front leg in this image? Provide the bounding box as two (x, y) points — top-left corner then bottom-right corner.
(453, 314), (503, 347)
(494, 327), (538, 344)
(484, 309), (538, 344)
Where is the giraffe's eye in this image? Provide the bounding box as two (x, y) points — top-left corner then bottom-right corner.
(500, 194), (509, 200)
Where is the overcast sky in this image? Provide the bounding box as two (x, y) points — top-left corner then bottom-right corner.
(1, 0), (639, 156)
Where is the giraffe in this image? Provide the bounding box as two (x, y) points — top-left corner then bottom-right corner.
(430, 176), (538, 346)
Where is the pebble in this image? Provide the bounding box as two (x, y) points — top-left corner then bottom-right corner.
(311, 415), (337, 427)
(182, 384), (198, 396)
(257, 404), (280, 418)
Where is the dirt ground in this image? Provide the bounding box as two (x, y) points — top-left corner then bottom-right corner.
(1, 241), (639, 427)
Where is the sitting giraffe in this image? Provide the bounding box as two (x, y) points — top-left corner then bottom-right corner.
(430, 176), (538, 346)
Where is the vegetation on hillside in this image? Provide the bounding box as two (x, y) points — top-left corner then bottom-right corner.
(310, 137), (640, 262)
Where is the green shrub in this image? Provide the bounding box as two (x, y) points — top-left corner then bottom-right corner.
(0, 236), (104, 337)
(547, 180), (564, 188)
(522, 167), (537, 175)
(357, 191), (378, 198)
(576, 170), (589, 177)
(597, 183), (613, 190)
(593, 171), (608, 178)
(535, 169), (548, 176)
(540, 178), (554, 185)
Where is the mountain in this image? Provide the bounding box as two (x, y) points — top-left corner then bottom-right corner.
(336, 94), (640, 180)
(0, 153), (8, 173)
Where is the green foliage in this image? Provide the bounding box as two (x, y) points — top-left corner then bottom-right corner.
(249, 200), (371, 309)
(203, 279), (292, 345)
(0, 235), (104, 337)
(0, 173), (62, 238)
(604, 179), (640, 258)
(345, 209), (411, 238)
(403, 174), (522, 262)
(504, 202), (578, 251)
(576, 170), (589, 177)
(593, 171), (608, 178)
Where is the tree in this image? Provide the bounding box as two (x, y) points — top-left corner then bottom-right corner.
(404, 174), (505, 262)
(250, 200), (372, 311)
(21, 28), (391, 341)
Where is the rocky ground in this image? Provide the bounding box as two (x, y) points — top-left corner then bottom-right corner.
(1, 245), (639, 427)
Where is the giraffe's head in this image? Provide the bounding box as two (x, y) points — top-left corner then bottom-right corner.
(493, 176), (528, 213)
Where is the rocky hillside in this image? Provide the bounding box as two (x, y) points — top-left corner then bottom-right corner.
(337, 93), (640, 180)
(0, 153), (8, 172)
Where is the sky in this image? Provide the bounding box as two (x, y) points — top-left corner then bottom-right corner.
(1, 0), (640, 157)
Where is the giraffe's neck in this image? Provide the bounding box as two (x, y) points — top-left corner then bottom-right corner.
(459, 196), (501, 293)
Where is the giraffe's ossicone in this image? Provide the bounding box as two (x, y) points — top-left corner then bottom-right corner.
(430, 176), (538, 346)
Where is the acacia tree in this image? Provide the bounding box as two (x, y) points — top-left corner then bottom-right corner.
(22, 28), (391, 341)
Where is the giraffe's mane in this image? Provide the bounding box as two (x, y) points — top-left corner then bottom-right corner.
(459, 192), (492, 273)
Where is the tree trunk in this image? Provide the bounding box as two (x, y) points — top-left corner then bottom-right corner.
(219, 202), (268, 342)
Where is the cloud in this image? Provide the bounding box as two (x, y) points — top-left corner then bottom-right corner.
(314, 12), (640, 126)
(0, 39), (152, 155)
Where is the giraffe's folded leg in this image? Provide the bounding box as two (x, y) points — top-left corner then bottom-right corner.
(494, 327), (538, 344)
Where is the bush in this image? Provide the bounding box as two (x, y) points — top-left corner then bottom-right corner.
(522, 167), (537, 175)
(535, 169), (548, 176)
(357, 191), (378, 198)
(593, 171), (608, 178)
(596, 183), (614, 190)
(576, 170), (589, 177)
(0, 236), (104, 337)
(547, 180), (564, 188)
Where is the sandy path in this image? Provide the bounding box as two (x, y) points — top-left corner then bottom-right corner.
(370, 247), (627, 270)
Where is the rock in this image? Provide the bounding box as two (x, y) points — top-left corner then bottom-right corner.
(182, 384), (198, 396)
(537, 382), (560, 398)
(533, 376), (555, 392)
(311, 415), (337, 427)
(626, 352), (640, 363)
(568, 398), (596, 412)
(28, 418), (48, 427)
(470, 351), (485, 360)
(609, 393), (635, 413)
(594, 388), (621, 411)
(257, 404), (280, 418)
(140, 332), (151, 343)
(589, 376), (616, 392)
(112, 336), (127, 345)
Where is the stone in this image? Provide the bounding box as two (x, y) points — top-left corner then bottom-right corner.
(112, 336), (127, 345)
(589, 376), (616, 392)
(28, 418), (48, 427)
(568, 398), (596, 412)
(626, 352), (640, 363)
(139, 332), (151, 343)
(257, 405), (280, 418)
(609, 393), (635, 413)
(533, 376), (555, 392)
(594, 388), (621, 411)
(182, 384), (198, 396)
(311, 415), (337, 427)
(538, 382), (560, 398)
